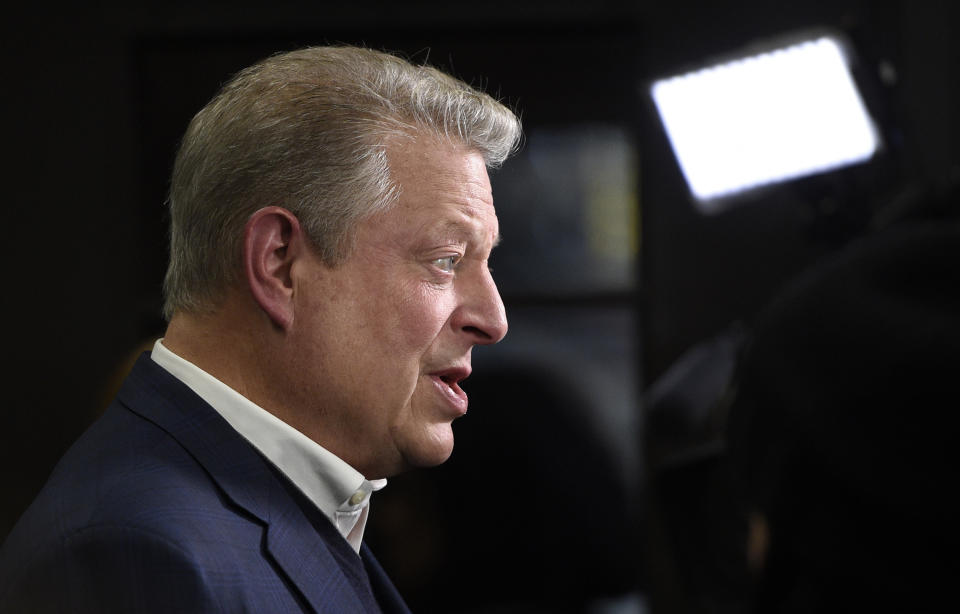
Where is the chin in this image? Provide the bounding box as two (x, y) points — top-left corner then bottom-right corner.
(402, 426), (455, 469)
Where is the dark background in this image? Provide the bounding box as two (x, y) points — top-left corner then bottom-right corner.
(3, 1), (959, 613)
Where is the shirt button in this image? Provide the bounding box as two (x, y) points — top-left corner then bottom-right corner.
(349, 491), (365, 506)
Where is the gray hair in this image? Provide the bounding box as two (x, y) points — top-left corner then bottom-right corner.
(162, 45), (522, 320)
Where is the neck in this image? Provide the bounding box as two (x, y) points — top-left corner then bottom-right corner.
(163, 297), (378, 478)
(163, 298), (278, 411)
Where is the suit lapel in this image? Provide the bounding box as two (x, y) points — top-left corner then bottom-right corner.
(117, 354), (371, 613)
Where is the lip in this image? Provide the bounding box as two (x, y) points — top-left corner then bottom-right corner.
(428, 366), (471, 416)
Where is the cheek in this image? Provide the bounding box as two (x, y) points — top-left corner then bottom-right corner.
(394, 287), (456, 350)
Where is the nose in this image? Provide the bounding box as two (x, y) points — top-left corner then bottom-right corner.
(454, 266), (508, 345)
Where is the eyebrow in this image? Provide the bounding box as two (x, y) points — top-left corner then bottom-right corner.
(433, 218), (501, 248)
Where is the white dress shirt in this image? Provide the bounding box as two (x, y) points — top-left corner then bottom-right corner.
(150, 339), (386, 553)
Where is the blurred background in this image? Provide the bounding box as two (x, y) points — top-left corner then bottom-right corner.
(3, 1), (958, 613)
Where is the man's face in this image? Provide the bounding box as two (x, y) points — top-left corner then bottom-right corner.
(288, 138), (507, 479)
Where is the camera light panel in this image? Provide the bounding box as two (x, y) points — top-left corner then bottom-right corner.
(651, 36), (880, 212)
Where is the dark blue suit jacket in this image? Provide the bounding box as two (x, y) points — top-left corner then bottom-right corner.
(0, 354), (412, 613)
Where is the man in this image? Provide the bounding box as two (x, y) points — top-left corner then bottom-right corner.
(0, 45), (521, 612)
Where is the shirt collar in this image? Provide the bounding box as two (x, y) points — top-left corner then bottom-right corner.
(150, 339), (385, 552)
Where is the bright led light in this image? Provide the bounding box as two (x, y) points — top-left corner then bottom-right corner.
(651, 35), (880, 212)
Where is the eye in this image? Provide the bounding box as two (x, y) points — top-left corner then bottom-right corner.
(431, 255), (461, 273)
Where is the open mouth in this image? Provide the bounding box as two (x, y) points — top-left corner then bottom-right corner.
(430, 367), (470, 414)
(433, 365), (470, 387)
(439, 373), (460, 386)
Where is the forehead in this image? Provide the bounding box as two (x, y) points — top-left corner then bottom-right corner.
(381, 138), (498, 241)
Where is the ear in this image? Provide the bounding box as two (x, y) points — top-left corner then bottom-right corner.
(243, 206), (302, 330)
